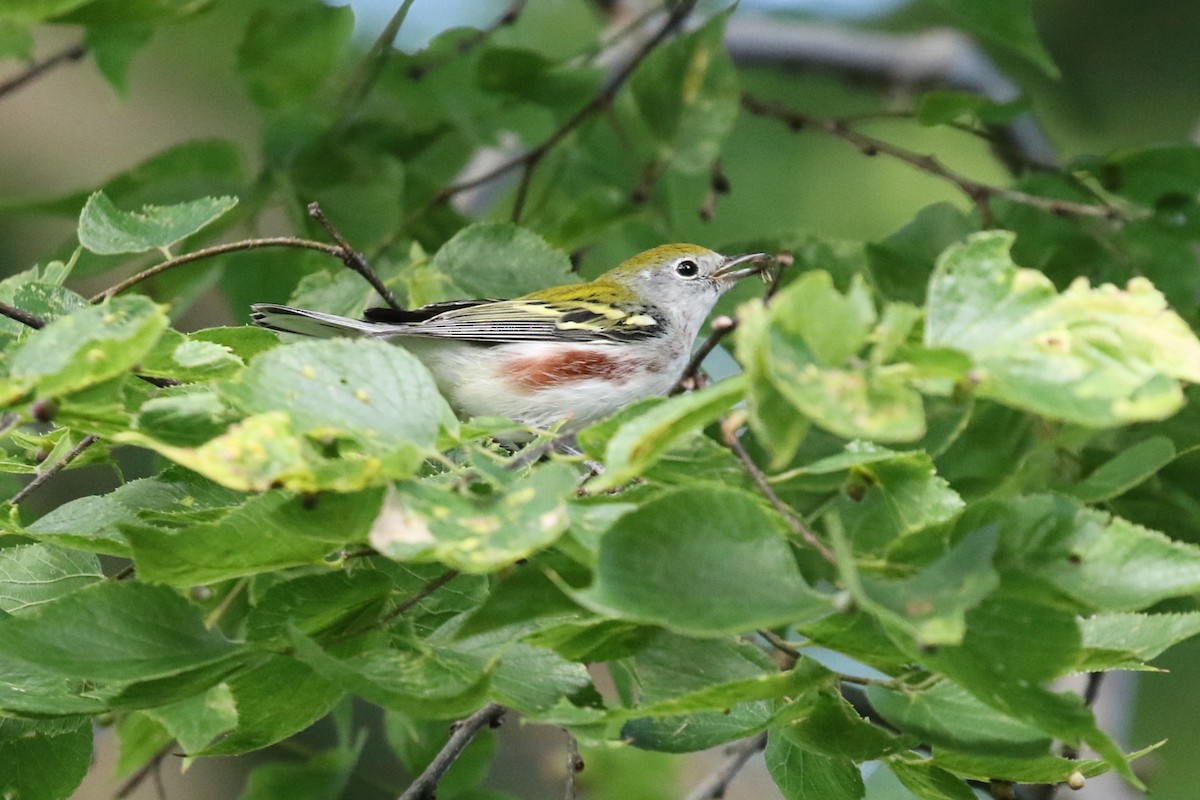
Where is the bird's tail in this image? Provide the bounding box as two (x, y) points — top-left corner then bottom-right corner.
(250, 304), (382, 339)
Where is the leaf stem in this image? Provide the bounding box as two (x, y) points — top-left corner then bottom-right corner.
(337, 0), (419, 124)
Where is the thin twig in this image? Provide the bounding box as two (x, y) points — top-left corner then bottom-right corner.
(90, 237), (345, 302)
(0, 42), (87, 100)
(114, 743), (173, 799)
(416, 0), (699, 226)
(407, 0), (528, 80)
(670, 256), (788, 396)
(337, 0), (419, 124)
(564, 730), (583, 800)
(740, 94), (1128, 223)
(9, 435), (99, 506)
(670, 316), (738, 395)
(0, 302), (46, 329)
(758, 628), (802, 665)
(379, 568), (461, 627)
(398, 702), (507, 800)
(307, 202), (404, 313)
(722, 420), (837, 563)
(683, 732), (768, 800)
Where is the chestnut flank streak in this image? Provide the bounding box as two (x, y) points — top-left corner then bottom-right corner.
(507, 349), (639, 389)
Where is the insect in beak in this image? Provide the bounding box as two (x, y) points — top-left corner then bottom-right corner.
(714, 252), (770, 282)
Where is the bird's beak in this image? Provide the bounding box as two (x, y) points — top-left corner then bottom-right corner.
(714, 252), (770, 281)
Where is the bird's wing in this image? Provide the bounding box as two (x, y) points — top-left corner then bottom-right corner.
(365, 298), (665, 344)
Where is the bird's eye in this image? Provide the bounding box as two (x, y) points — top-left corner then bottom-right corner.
(675, 259), (699, 278)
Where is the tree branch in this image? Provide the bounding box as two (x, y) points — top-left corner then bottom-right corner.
(8, 435), (100, 506)
(90, 237), (345, 303)
(722, 17), (1056, 171)
(683, 732), (768, 800)
(307, 202), (404, 313)
(0, 42), (87, 101)
(722, 419), (837, 564)
(564, 730), (583, 800)
(740, 94), (1128, 223)
(0, 301), (46, 329)
(397, 702), (507, 800)
(421, 0), (700, 225)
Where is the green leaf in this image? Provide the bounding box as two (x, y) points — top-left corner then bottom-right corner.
(77, 190), (238, 255)
(855, 526), (999, 647)
(915, 91), (1030, 127)
(617, 633), (804, 752)
(1078, 612), (1200, 671)
(0, 22), (33, 60)
(369, 462), (578, 572)
(144, 683), (238, 754)
(779, 689), (907, 761)
(125, 489), (383, 586)
(237, 3), (354, 109)
(765, 733), (865, 800)
(799, 443), (964, 555)
(238, 742), (362, 800)
(774, 272), (877, 368)
(926, 231), (1200, 427)
(866, 203), (975, 306)
(1064, 435), (1177, 503)
(0, 0), (95, 22)
(0, 295), (168, 405)
(932, 742), (1162, 784)
(574, 487), (830, 636)
(85, 22), (152, 95)
(886, 758), (976, 800)
(225, 338), (452, 454)
(0, 720), (91, 800)
(245, 569), (394, 645)
(0, 581), (237, 682)
(586, 375), (745, 491)
(630, 9), (740, 173)
(0, 543), (102, 613)
(431, 222), (575, 298)
(201, 655), (345, 756)
(741, 273), (926, 443)
(928, 0), (1059, 77)
(287, 627), (489, 720)
(867, 680), (1051, 758)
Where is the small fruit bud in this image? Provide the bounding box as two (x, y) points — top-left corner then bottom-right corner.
(1067, 771), (1085, 790)
(31, 398), (57, 423)
(191, 585), (213, 602)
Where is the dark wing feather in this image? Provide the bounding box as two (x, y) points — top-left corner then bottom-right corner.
(364, 299), (664, 344)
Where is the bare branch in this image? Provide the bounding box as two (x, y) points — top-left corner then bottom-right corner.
(0, 302), (46, 329)
(90, 237), (345, 303)
(723, 18), (1055, 171)
(669, 315), (738, 395)
(307, 202), (405, 313)
(398, 702), (507, 800)
(740, 94), (1128, 223)
(8, 435), (99, 506)
(114, 743), (173, 799)
(683, 732), (768, 800)
(564, 730), (584, 800)
(0, 42), (87, 101)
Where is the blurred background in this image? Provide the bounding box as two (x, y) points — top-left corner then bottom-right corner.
(3, 0), (1200, 798)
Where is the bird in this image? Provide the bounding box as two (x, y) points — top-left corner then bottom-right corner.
(251, 243), (768, 433)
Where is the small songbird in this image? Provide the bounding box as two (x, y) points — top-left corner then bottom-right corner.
(251, 244), (767, 432)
